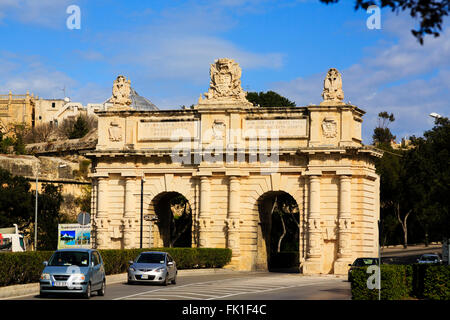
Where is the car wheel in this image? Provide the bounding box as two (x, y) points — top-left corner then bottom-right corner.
(97, 280), (105, 296)
(127, 279), (135, 285)
(83, 282), (91, 299)
(39, 291), (48, 298)
(163, 274), (169, 286)
(171, 273), (177, 285)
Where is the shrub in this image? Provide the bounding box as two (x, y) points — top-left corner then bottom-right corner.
(351, 265), (411, 300)
(351, 264), (450, 300)
(423, 265), (450, 300)
(0, 251), (53, 287)
(0, 248), (232, 287)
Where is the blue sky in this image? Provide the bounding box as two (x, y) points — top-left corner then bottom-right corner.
(0, 0), (449, 143)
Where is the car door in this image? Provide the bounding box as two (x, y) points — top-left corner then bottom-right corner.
(91, 251), (101, 289)
(167, 254), (175, 279)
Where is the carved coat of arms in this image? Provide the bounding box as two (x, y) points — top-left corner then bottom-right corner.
(322, 117), (337, 138)
(198, 58), (252, 106)
(108, 121), (122, 142)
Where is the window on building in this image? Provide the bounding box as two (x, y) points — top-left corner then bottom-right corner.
(52, 102), (56, 108)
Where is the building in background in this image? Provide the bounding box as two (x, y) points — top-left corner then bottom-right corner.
(0, 91), (35, 132)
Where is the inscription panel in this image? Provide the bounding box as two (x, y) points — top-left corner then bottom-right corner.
(244, 118), (308, 138)
(138, 120), (199, 141)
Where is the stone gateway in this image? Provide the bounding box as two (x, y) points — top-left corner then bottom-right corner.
(87, 59), (382, 275)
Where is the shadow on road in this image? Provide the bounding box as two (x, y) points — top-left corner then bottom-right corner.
(268, 267), (300, 273)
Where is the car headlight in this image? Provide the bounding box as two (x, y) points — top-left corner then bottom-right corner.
(40, 273), (50, 280)
(154, 267), (165, 273)
(69, 274), (86, 282)
(129, 267), (136, 272)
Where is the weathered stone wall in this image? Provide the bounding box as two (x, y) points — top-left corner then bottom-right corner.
(0, 154), (90, 222)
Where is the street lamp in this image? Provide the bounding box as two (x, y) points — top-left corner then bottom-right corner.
(34, 163), (68, 251)
(429, 113), (443, 119)
(140, 174), (145, 249)
(34, 166), (39, 251)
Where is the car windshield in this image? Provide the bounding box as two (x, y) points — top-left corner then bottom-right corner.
(354, 258), (378, 266)
(421, 256), (437, 261)
(48, 251), (89, 267)
(362, 258), (378, 265)
(136, 253), (165, 264)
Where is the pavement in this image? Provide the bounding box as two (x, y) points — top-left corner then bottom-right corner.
(0, 268), (236, 300)
(5, 270), (350, 301)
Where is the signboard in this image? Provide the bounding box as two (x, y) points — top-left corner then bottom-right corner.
(58, 224), (91, 249)
(138, 120), (199, 141)
(243, 118), (308, 138)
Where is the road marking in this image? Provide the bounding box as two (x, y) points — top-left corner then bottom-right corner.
(206, 281), (327, 300)
(114, 276), (255, 300)
(116, 275), (341, 300)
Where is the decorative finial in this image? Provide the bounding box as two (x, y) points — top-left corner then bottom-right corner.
(110, 75), (132, 109)
(320, 68), (345, 106)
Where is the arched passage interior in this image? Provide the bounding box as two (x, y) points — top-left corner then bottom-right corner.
(151, 191), (192, 248)
(257, 191), (300, 271)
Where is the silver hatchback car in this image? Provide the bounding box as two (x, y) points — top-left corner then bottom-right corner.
(127, 251), (177, 285)
(39, 249), (106, 299)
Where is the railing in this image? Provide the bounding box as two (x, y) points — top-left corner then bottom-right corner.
(0, 94), (28, 99)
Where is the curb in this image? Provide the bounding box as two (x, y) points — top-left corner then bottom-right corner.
(0, 268), (237, 300)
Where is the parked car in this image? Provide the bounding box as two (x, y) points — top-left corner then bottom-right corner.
(417, 253), (442, 264)
(39, 249), (106, 299)
(348, 257), (379, 282)
(127, 251), (177, 285)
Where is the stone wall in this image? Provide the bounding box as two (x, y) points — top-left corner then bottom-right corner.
(0, 154), (90, 222)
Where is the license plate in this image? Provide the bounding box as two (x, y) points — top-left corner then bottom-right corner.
(141, 275), (148, 280)
(53, 281), (66, 287)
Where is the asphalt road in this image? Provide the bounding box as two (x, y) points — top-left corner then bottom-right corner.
(381, 244), (443, 264)
(13, 272), (350, 300)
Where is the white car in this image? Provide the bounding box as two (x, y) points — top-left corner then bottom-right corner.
(417, 254), (442, 264)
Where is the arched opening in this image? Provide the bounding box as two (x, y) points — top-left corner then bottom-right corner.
(152, 192), (192, 248)
(257, 191), (300, 272)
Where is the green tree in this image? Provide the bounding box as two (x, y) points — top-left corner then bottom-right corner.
(0, 168), (34, 232)
(69, 116), (89, 139)
(75, 185), (92, 214)
(37, 184), (66, 250)
(405, 117), (450, 240)
(0, 124), (28, 155)
(246, 91), (296, 107)
(319, 0), (450, 44)
(373, 112), (412, 247)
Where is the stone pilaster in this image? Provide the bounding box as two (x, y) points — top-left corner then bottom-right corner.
(226, 176), (241, 266)
(198, 176), (210, 247)
(334, 175), (353, 274)
(303, 175), (322, 274)
(95, 177), (109, 248)
(123, 176), (136, 248)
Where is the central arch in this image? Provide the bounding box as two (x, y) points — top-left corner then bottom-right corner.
(150, 191), (193, 248)
(256, 191), (301, 272)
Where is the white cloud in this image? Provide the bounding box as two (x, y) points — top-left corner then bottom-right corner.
(0, 52), (75, 99)
(94, 3), (285, 84)
(272, 13), (450, 143)
(0, 0), (75, 28)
